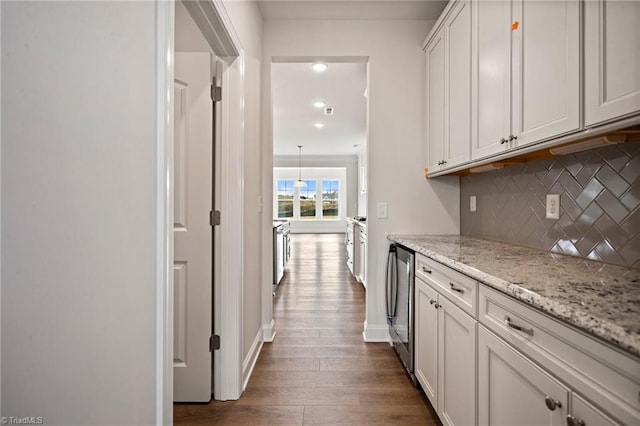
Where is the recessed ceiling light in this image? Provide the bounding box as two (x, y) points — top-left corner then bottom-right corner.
(313, 101), (326, 108)
(312, 63), (328, 72)
(314, 123), (324, 129)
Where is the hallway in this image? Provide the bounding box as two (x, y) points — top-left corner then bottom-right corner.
(175, 233), (438, 425)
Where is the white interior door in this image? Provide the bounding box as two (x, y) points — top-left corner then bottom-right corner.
(173, 52), (214, 402)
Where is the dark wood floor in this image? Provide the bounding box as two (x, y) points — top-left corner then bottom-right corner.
(175, 233), (439, 425)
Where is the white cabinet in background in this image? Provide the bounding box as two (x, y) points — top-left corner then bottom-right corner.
(584, 0), (640, 127)
(479, 325), (569, 425)
(472, 0), (580, 160)
(415, 254), (477, 426)
(425, 0), (471, 173)
(357, 225), (366, 288)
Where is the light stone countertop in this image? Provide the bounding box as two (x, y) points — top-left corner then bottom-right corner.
(387, 234), (640, 358)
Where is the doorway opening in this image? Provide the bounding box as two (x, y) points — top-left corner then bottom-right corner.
(270, 58), (370, 327)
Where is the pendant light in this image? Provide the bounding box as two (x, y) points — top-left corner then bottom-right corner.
(293, 145), (307, 188)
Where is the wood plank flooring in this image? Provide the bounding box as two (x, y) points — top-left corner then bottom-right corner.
(174, 233), (440, 425)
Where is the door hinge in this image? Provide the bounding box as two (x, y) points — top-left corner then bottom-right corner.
(210, 85), (222, 102)
(210, 335), (220, 352)
(210, 210), (221, 226)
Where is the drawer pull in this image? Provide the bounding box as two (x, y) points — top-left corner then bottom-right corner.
(449, 283), (464, 294)
(544, 396), (561, 411)
(567, 415), (585, 426)
(421, 266), (432, 274)
(504, 316), (534, 336)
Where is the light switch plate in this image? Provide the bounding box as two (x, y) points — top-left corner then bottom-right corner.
(377, 202), (388, 219)
(470, 196), (477, 212)
(546, 194), (560, 219)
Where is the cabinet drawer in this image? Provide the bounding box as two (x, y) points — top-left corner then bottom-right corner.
(479, 284), (639, 424)
(415, 254), (477, 317)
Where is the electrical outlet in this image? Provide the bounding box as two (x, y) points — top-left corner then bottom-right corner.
(546, 194), (560, 219)
(470, 196), (477, 212)
(377, 202), (388, 219)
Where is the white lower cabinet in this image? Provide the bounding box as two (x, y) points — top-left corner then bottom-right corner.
(479, 325), (569, 425)
(438, 296), (476, 426)
(414, 254), (639, 426)
(415, 274), (476, 426)
(569, 393), (619, 426)
(415, 277), (439, 404)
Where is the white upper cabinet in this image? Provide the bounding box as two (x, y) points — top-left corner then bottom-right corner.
(511, 0), (580, 147)
(425, 0), (471, 173)
(584, 0), (640, 127)
(472, 0), (580, 161)
(426, 30), (446, 173)
(472, 0), (512, 160)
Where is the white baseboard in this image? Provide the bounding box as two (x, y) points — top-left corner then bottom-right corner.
(242, 329), (263, 390)
(262, 319), (276, 342)
(363, 320), (391, 342)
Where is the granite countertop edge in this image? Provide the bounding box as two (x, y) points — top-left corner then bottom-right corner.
(387, 234), (640, 358)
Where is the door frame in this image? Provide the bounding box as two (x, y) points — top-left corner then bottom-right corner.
(155, 0), (245, 422)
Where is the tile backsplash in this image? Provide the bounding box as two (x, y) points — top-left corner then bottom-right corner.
(460, 141), (640, 268)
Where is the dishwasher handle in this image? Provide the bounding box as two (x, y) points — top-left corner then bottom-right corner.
(385, 245), (398, 324)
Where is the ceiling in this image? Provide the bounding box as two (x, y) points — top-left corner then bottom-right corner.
(258, 0), (448, 21)
(266, 0), (448, 157)
(272, 62), (367, 156)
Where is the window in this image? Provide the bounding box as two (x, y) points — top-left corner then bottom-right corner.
(277, 180), (294, 218)
(322, 180), (339, 219)
(299, 180), (316, 219)
(273, 167), (346, 222)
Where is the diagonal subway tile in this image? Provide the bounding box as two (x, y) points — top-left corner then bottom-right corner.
(620, 184), (640, 211)
(596, 164), (631, 198)
(562, 192), (582, 221)
(575, 178), (604, 209)
(575, 202), (604, 234)
(459, 141), (640, 267)
(542, 166), (563, 190)
(619, 234), (640, 266)
(620, 155), (640, 185)
(601, 145), (631, 172)
(557, 154), (583, 177)
(620, 208), (640, 235)
(595, 189), (630, 223)
(553, 239), (580, 257)
(595, 214), (629, 251)
(593, 239), (626, 266)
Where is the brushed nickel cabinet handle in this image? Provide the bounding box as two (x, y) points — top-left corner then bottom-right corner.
(567, 415), (585, 426)
(504, 316), (534, 336)
(449, 283), (464, 294)
(544, 396), (562, 411)
(422, 266), (432, 274)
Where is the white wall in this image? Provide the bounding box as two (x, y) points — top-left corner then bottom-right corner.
(221, 0), (265, 384)
(1, 2), (161, 423)
(263, 19), (460, 341)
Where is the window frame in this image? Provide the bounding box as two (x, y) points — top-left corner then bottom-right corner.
(273, 167), (347, 221)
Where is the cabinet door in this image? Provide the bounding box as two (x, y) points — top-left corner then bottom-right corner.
(585, 0), (640, 126)
(415, 278), (439, 406)
(479, 326), (569, 425)
(445, 0), (472, 168)
(472, 0), (511, 160)
(569, 393), (619, 426)
(511, 0), (580, 146)
(358, 234), (366, 287)
(426, 30), (446, 172)
(438, 296), (476, 426)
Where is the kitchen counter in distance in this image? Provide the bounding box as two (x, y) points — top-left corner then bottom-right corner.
(387, 234), (640, 357)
